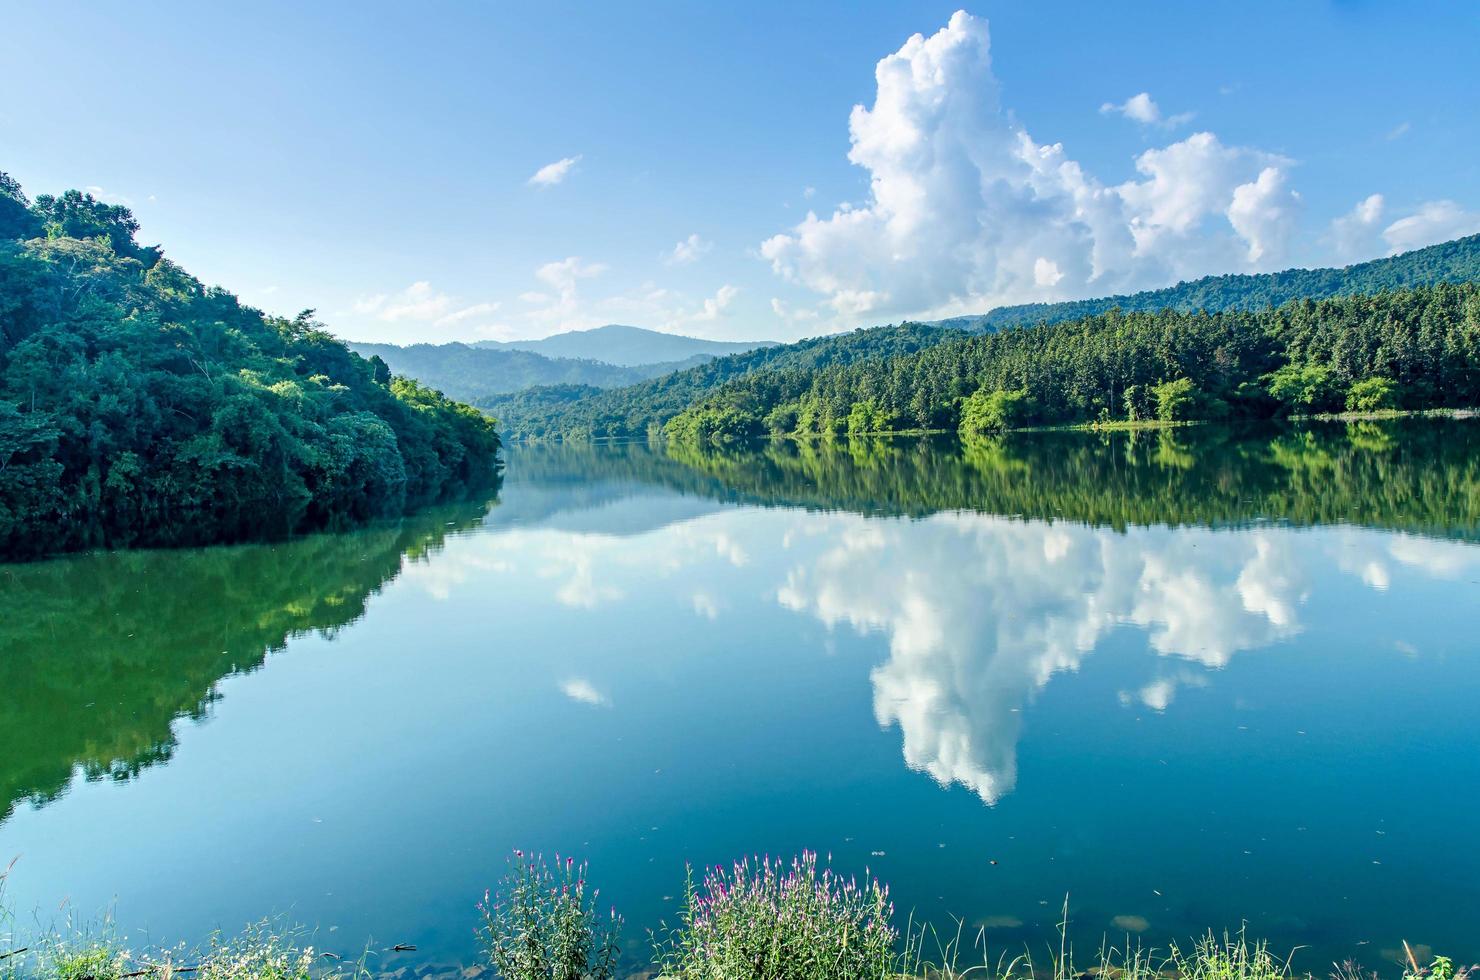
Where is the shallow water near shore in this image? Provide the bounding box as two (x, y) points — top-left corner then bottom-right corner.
(3, 419), (1479, 972)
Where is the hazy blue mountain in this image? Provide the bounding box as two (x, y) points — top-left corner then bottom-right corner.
(477, 324), (777, 366)
(935, 233), (1480, 333)
(348, 341), (712, 403)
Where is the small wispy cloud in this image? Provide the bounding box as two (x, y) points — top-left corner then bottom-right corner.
(352, 281), (449, 322)
(693, 284), (738, 321)
(560, 678), (609, 706)
(528, 155), (582, 187)
(437, 301), (501, 325)
(665, 233), (712, 266)
(1099, 92), (1194, 129)
(1385, 121), (1411, 141)
(85, 185), (135, 207)
(692, 592), (721, 620)
(351, 282), (502, 327)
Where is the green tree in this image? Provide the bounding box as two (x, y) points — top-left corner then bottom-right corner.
(1265, 363), (1343, 414)
(1153, 378), (1197, 421)
(1346, 376), (1399, 412)
(959, 387), (1033, 434)
(0, 175), (501, 559)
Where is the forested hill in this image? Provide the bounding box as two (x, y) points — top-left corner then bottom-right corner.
(0, 174), (501, 559)
(665, 283), (1480, 444)
(939, 233), (1480, 333)
(481, 322), (953, 440)
(348, 340), (711, 402)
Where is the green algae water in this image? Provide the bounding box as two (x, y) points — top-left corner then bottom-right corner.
(3, 418), (1479, 972)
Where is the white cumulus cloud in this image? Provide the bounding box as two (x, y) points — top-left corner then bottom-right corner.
(1330, 193), (1386, 260)
(1331, 196), (1480, 261)
(1382, 200), (1480, 254)
(760, 11), (1301, 326)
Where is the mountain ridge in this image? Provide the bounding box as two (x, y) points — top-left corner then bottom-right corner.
(474, 323), (778, 366)
(347, 341), (714, 403)
(936, 233), (1480, 333)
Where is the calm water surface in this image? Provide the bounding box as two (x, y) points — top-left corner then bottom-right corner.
(3, 420), (1479, 970)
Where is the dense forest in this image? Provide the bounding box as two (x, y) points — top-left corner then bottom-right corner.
(937, 233), (1480, 333)
(664, 284), (1480, 444)
(350, 340), (713, 402)
(493, 235), (1480, 442)
(0, 174), (501, 558)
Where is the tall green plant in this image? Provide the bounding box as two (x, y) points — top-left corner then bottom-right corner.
(477, 852), (621, 980)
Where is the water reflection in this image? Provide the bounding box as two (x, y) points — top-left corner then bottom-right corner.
(0, 499), (494, 822)
(778, 513), (1475, 803)
(501, 419), (1480, 805)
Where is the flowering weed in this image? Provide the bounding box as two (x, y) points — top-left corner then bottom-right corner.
(477, 851), (620, 980)
(652, 850), (899, 980)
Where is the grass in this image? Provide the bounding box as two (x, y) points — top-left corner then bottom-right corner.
(3, 853), (1471, 980)
(0, 899), (334, 980)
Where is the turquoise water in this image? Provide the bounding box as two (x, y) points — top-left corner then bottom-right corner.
(3, 421), (1479, 971)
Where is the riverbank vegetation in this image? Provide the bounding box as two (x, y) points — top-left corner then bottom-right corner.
(0, 174), (501, 559)
(4, 854), (1466, 980)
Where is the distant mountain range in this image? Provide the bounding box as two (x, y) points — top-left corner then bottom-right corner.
(473, 324), (777, 366)
(350, 326), (777, 404)
(347, 342), (699, 403)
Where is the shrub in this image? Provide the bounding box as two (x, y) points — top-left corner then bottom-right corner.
(1153, 377), (1197, 422)
(845, 400), (893, 435)
(1264, 363), (1343, 414)
(764, 402), (800, 435)
(664, 404), (760, 445)
(196, 923), (319, 980)
(1123, 383), (1153, 421)
(1346, 376), (1399, 412)
(653, 851), (898, 980)
(960, 387), (1033, 435)
(478, 852), (620, 980)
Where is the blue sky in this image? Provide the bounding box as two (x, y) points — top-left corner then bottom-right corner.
(3, 1), (1478, 344)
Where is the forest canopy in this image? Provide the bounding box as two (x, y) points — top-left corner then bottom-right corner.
(663, 284), (1480, 444)
(0, 173), (501, 558)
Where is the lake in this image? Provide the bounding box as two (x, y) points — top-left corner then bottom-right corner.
(3, 419), (1479, 974)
